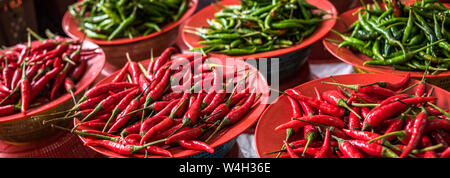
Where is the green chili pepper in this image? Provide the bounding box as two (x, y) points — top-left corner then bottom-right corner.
(402, 9), (414, 44)
(364, 39), (444, 65)
(372, 38), (384, 60)
(107, 6), (137, 40)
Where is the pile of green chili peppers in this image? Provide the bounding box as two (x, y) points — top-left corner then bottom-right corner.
(333, 0), (450, 73)
(187, 0), (328, 56)
(68, 0), (190, 41)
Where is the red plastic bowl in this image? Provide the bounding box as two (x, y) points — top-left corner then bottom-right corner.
(181, 0), (338, 60)
(323, 3), (450, 90)
(76, 54), (270, 158)
(255, 73), (450, 158)
(0, 39), (105, 143)
(62, 0), (198, 67)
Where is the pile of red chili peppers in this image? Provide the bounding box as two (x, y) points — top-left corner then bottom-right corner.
(269, 74), (450, 158)
(0, 30), (97, 116)
(49, 47), (260, 157)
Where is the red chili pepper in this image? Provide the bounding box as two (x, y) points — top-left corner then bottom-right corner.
(152, 47), (177, 74)
(79, 82), (138, 103)
(378, 94), (409, 106)
(430, 131), (449, 151)
(50, 62), (74, 100)
(3, 64), (15, 89)
(384, 73), (410, 91)
(151, 123), (191, 141)
(139, 115), (166, 135)
(78, 87), (138, 125)
(84, 139), (152, 155)
(415, 82), (426, 97)
(275, 115), (345, 131)
(165, 127), (203, 144)
(69, 60), (87, 81)
(362, 97), (436, 130)
(354, 92), (384, 104)
(200, 90), (225, 116)
(138, 145), (173, 157)
(177, 91), (205, 133)
(154, 98), (181, 117)
(139, 74), (150, 93)
(285, 89), (345, 117)
(229, 88), (250, 107)
(314, 128), (331, 158)
(348, 106), (362, 130)
(112, 62), (129, 83)
(360, 106), (370, 119)
(342, 129), (382, 144)
(144, 69), (171, 104)
(11, 68), (22, 91)
(0, 104), (20, 116)
(45, 43), (68, 60)
(290, 147), (320, 156)
(400, 112), (427, 158)
(383, 118), (404, 141)
(204, 103), (230, 123)
(288, 140), (326, 149)
(302, 125), (318, 156)
(179, 140), (214, 154)
(149, 66), (168, 89)
(161, 92), (183, 101)
(169, 92), (190, 118)
(322, 90), (348, 106)
(140, 98), (187, 144)
(440, 147), (450, 158)
(425, 119), (450, 133)
(337, 139), (364, 158)
(20, 64), (31, 114)
(205, 90), (257, 142)
(421, 136), (438, 158)
(31, 39), (56, 54)
(347, 140), (399, 158)
(282, 140), (299, 158)
(64, 77), (76, 94)
(30, 64), (63, 100)
(108, 92), (144, 133)
(324, 82), (396, 99)
(140, 117), (174, 144)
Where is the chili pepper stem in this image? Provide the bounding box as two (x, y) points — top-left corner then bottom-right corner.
(26, 28), (44, 42)
(427, 102), (450, 118)
(51, 124), (119, 142)
(337, 99), (362, 119)
(368, 130), (406, 144)
(205, 118), (229, 143)
(350, 103), (380, 107)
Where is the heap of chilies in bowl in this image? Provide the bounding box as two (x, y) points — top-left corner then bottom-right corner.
(47, 47), (261, 157)
(0, 31), (96, 116)
(269, 74), (450, 158)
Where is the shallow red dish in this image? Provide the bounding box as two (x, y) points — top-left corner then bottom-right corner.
(181, 0), (338, 60)
(77, 54), (270, 158)
(322, 3), (450, 80)
(255, 73), (450, 158)
(0, 39), (105, 143)
(62, 0), (198, 46)
(62, 0), (198, 67)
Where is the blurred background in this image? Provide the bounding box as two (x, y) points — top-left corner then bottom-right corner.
(0, 0), (446, 47)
